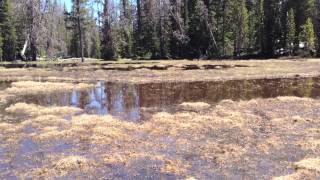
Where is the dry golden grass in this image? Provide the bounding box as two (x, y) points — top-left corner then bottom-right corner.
(6, 103), (83, 117)
(21, 115), (69, 128)
(9, 81), (93, 94)
(102, 152), (191, 175)
(0, 59), (320, 83)
(0, 122), (23, 148)
(26, 114), (136, 143)
(32, 156), (96, 177)
(299, 139), (320, 152)
(273, 158), (320, 180)
(294, 158), (320, 172)
(2, 96), (320, 179)
(178, 102), (211, 112)
(0, 81), (94, 105)
(272, 170), (318, 180)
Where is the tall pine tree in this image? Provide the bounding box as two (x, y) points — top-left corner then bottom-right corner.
(0, 0), (16, 61)
(300, 18), (316, 54)
(315, 0), (320, 56)
(286, 8), (296, 54)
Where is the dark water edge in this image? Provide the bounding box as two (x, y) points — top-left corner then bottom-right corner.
(1, 76), (320, 122)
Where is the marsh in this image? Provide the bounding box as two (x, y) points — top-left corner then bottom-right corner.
(0, 59), (320, 179)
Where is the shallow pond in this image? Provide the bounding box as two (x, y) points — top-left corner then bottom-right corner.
(1, 77), (320, 122)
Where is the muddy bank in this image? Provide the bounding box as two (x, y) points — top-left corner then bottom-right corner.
(0, 59), (320, 83)
(0, 97), (320, 179)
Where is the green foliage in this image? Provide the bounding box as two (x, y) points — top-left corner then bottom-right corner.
(286, 8), (296, 53)
(91, 32), (101, 59)
(136, 1), (160, 59)
(118, 0), (133, 58)
(232, 0), (249, 56)
(0, 0), (16, 61)
(0, 35), (3, 61)
(300, 18), (316, 51)
(316, 0), (320, 56)
(188, 0), (210, 58)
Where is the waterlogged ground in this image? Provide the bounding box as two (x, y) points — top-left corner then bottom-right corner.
(0, 59), (320, 179)
(0, 58), (320, 83)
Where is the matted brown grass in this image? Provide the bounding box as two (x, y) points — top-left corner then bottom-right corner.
(1, 97), (320, 179)
(6, 103), (83, 117)
(0, 59), (320, 83)
(0, 81), (94, 105)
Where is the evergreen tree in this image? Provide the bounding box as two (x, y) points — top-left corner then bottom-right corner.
(286, 8), (296, 54)
(158, 0), (172, 59)
(290, 0), (315, 46)
(91, 30), (101, 59)
(118, 0), (133, 58)
(188, 0), (211, 58)
(300, 18), (316, 54)
(262, 0), (277, 57)
(0, 0), (16, 61)
(136, 0), (160, 59)
(247, 0), (262, 54)
(233, 0), (249, 57)
(315, 0), (320, 56)
(101, 0), (115, 60)
(71, 0), (88, 62)
(0, 35), (3, 61)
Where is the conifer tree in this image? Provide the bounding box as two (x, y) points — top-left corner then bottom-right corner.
(300, 18), (316, 54)
(262, 0), (277, 57)
(0, 35), (3, 61)
(118, 0), (133, 58)
(101, 0), (115, 60)
(233, 0), (249, 57)
(0, 0), (16, 61)
(286, 8), (296, 54)
(315, 0), (320, 56)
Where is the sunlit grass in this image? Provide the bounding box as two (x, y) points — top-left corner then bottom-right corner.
(0, 58), (320, 83)
(1, 97), (320, 178)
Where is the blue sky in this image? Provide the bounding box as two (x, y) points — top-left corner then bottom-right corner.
(62, 0), (72, 11)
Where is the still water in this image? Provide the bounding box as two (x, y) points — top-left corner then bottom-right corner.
(1, 77), (320, 122)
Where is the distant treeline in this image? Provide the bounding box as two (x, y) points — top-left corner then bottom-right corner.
(0, 0), (319, 61)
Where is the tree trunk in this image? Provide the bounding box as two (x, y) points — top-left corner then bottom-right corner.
(20, 37), (29, 60)
(222, 0), (226, 56)
(101, 0), (114, 59)
(262, 0), (275, 57)
(137, 0), (142, 35)
(76, 0), (84, 62)
(30, 0), (37, 61)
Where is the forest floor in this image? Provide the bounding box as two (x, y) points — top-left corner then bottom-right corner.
(0, 58), (320, 179)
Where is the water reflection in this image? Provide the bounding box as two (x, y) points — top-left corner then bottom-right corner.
(67, 82), (141, 121)
(2, 77), (320, 122)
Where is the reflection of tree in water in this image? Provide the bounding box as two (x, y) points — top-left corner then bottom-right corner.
(6, 77), (320, 122)
(105, 83), (140, 121)
(70, 81), (141, 121)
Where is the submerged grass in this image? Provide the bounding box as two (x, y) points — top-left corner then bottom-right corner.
(1, 97), (320, 178)
(0, 81), (93, 105)
(6, 103), (83, 117)
(31, 155), (97, 177)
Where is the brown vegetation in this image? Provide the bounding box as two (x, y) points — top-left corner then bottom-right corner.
(6, 103), (83, 117)
(1, 96), (320, 178)
(0, 59), (320, 83)
(0, 81), (93, 105)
